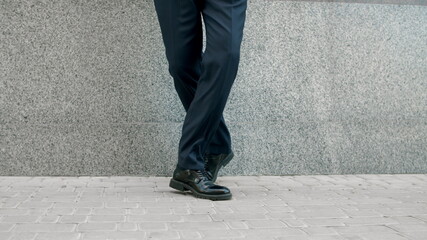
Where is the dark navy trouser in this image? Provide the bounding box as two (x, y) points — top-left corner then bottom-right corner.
(153, 0), (248, 170)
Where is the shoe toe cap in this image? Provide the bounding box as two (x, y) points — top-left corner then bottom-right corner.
(210, 185), (231, 194)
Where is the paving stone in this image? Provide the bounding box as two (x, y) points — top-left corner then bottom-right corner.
(308, 236), (347, 240)
(340, 209), (383, 217)
(399, 231), (427, 240)
(264, 206), (294, 213)
(87, 215), (125, 222)
(341, 216), (400, 226)
(413, 215), (427, 222)
(266, 211), (297, 220)
(37, 215), (60, 223)
(46, 208), (74, 215)
(168, 221), (228, 230)
(178, 230), (202, 239)
(171, 207), (190, 215)
(34, 232), (81, 240)
(127, 208), (146, 215)
(54, 202), (103, 208)
(59, 215), (87, 223)
(294, 208), (349, 219)
(91, 208), (126, 215)
(146, 230), (179, 239)
(13, 223), (76, 232)
(127, 214), (182, 222)
(104, 202), (138, 208)
(1, 216), (39, 223)
(302, 218), (348, 227)
(230, 205), (268, 213)
(330, 225), (399, 234)
(0, 223), (15, 232)
(225, 221), (249, 229)
(355, 232), (411, 240)
(189, 207), (217, 214)
(336, 234), (366, 240)
(76, 223), (116, 232)
(211, 206), (234, 214)
(80, 231), (146, 240)
(245, 220), (287, 228)
(376, 207), (427, 216)
(138, 222), (167, 231)
(239, 228), (307, 238)
(282, 219), (308, 227)
(4, 232), (37, 240)
(73, 208), (92, 215)
(390, 216), (427, 225)
(0, 200), (21, 208)
(301, 226), (340, 235)
(181, 214), (212, 222)
(210, 213), (268, 221)
(0, 209), (29, 216)
(144, 207), (172, 215)
(387, 223), (427, 232)
(199, 229), (244, 239)
(117, 222), (138, 231)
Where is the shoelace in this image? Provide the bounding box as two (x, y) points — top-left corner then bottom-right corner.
(195, 168), (211, 182)
(202, 158), (214, 180)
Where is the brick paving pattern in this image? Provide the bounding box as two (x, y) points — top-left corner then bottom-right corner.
(0, 174), (426, 240)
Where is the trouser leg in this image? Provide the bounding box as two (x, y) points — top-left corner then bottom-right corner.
(153, 0), (202, 112)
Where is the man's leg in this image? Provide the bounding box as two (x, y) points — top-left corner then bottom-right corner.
(153, 0), (202, 115)
(153, 0), (232, 164)
(177, 0), (248, 170)
(205, 116), (232, 155)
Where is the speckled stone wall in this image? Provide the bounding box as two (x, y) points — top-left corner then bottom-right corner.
(1, 0), (426, 176)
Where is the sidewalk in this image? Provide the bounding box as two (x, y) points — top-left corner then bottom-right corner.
(0, 174), (426, 240)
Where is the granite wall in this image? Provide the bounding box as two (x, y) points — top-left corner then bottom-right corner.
(1, 0), (426, 176)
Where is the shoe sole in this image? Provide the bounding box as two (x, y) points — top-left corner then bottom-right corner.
(211, 151), (234, 183)
(169, 179), (232, 201)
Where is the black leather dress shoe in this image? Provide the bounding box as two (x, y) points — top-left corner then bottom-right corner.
(169, 167), (232, 201)
(204, 151), (234, 182)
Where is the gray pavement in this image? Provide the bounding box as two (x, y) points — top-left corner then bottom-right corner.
(0, 174), (426, 240)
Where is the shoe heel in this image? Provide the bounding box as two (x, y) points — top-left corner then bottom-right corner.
(169, 179), (186, 191)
